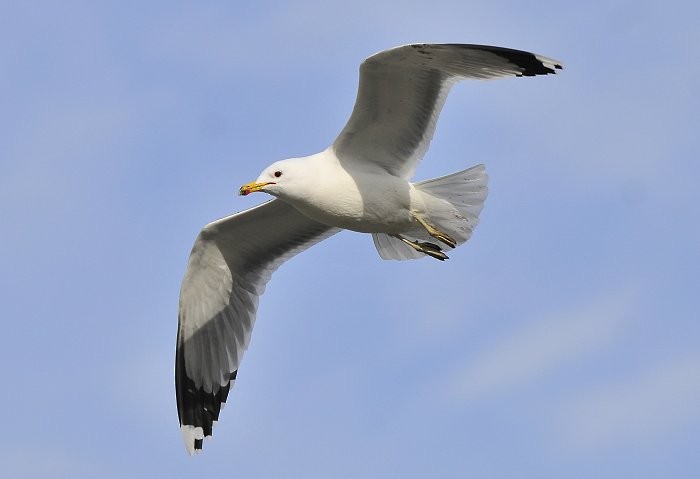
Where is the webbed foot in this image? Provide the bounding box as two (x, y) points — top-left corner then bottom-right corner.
(392, 235), (449, 261)
(413, 215), (457, 249)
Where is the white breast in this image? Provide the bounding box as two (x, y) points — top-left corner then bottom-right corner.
(285, 152), (416, 233)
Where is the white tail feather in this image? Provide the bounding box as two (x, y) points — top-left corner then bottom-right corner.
(372, 232), (425, 260)
(372, 164), (488, 261)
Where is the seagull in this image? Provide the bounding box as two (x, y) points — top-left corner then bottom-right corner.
(176, 43), (562, 454)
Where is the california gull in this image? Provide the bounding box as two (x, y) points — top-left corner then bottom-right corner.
(176, 43), (563, 454)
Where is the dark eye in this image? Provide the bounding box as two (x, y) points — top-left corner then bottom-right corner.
(274, 171), (282, 178)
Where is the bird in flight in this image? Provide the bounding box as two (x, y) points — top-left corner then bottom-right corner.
(176, 43), (563, 454)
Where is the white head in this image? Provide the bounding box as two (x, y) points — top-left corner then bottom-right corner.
(238, 158), (309, 201)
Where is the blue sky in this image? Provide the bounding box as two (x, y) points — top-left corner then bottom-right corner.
(2, 1), (699, 477)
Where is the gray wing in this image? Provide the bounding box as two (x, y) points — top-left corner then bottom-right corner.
(332, 44), (563, 178)
(176, 199), (339, 454)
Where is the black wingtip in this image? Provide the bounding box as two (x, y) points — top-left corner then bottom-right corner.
(512, 55), (561, 76)
(489, 47), (563, 76)
(444, 44), (563, 76)
(176, 334), (238, 454)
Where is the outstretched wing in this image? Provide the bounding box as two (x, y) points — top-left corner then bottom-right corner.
(176, 199), (339, 454)
(332, 43), (563, 178)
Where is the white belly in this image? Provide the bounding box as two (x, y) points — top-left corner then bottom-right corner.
(288, 170), (419, 233)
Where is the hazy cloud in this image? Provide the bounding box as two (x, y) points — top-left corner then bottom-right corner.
(558, 352), (700, 450)
(445, 289), (635, 401)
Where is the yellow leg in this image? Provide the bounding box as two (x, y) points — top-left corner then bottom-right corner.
(413, 215), (457, 249)
(392, 235), (449, 261)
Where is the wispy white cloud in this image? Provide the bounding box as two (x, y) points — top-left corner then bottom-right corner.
(557, 352), (700, 450)
(444, 289), (635, 401)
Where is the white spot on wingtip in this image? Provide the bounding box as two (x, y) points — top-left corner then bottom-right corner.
(535, 54), (564, 72)
(181, 425), (205, 456)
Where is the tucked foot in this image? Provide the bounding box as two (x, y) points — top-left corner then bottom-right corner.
(413, 215), (457, 249)
(392, 235), (449, 261)
(418, 241), (450, 261)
